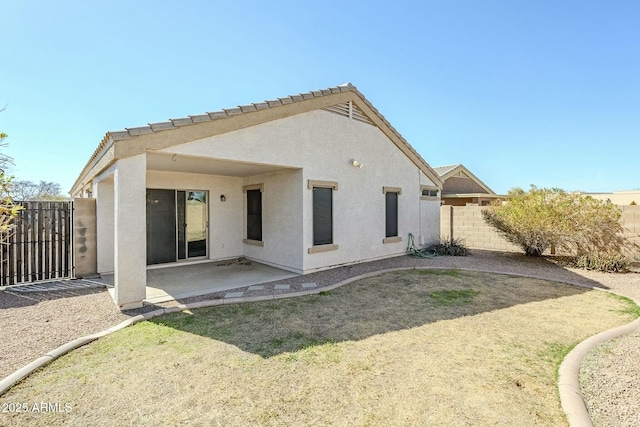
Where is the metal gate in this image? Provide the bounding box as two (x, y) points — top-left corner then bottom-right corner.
(1, 201), (73, 286)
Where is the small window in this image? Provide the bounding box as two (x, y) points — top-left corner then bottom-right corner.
(385, 191), (398, 238)
(313, 187), (333, 246)
(421, 186), (440, 200)
(308, 180), (339, 254)
(243, 184), (264, 245)
(246, 189), (262, 241)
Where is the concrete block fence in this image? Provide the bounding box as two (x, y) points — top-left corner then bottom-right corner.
(440, 205), (640, 256)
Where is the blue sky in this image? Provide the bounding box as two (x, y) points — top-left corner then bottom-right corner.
(1, 1), (638, 195)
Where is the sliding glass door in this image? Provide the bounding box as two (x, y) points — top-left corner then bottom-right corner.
(185, 191), (207, 258)
(146, 189), (208, 265)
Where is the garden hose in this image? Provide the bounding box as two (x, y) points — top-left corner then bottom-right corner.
(406, 233), (439, 258)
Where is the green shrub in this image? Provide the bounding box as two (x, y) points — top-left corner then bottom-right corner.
(425, 237), (470, 256)
(574, 252), (628, 273)
(482, 186), (626, 257)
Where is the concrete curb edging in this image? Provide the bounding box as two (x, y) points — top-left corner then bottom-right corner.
(1, 264), (639, 427)
(558, 299), (640, 427)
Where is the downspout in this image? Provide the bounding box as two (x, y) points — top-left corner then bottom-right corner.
(418, 169), (423, 245)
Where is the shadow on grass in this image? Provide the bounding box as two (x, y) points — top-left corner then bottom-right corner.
(149, 269), (596, 358)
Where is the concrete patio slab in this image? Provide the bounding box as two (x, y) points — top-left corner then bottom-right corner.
(102, 260), (298, 304)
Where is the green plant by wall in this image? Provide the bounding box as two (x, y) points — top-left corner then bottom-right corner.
(424, 237), (470, 256)
(481, 185), (628, 258)
(574, 252), (628, 273)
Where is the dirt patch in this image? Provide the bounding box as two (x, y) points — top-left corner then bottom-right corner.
(0, 271), (635, 426)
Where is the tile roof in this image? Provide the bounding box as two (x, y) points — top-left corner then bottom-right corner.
(434, 164), (497, 195)
(75, 83), (442, 192)
(433, 164), (461, 177)
(84, 84), (356, 171)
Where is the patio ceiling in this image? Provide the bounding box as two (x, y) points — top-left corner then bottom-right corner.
(146, 152), (296, 177)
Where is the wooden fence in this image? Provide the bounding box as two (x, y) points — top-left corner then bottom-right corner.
(1, 201), (73, 286)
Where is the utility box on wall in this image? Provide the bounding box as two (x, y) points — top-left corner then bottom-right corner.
(73, 198), (97, 277)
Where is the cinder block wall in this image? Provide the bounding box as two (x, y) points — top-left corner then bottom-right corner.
(440, 205), (520, 252)
(441, 205), (640, 256)
(620, 205), (640, 258)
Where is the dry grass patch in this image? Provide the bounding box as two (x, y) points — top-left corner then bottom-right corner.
(2, 270), (637, 426)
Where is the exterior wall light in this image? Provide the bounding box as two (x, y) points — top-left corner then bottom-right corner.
(351, 159), (363, 168)
(220, 195), (226, 202)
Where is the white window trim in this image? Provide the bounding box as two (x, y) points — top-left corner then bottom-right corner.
(383, 186), (402, 195)
(308, 179), (339, 254)
(243, 183), (264, 193)
(308, 244), (339, 254)
(383, 186), (401, 242)
(421, 185), (440, 201)
(242, 239), (264, 247)
(243, 183), (264, 245)
(308, 180), (339, 191)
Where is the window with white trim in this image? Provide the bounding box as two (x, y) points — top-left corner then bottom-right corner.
(243, 184), (264, 246)
(421, 185), (440, 200)
(308, 180), (339, 253)
(383, 187), (402, 243)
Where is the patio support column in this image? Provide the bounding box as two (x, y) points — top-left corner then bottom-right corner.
(94, 176), (114, 275)
(113, 154), (147, 309)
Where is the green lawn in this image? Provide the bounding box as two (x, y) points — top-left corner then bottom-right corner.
(2, 270), (637, 427)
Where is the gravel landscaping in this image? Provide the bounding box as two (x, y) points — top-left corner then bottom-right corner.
(1, 250), (639, 425)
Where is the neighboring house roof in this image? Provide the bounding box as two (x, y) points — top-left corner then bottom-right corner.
(434, 163), (497, 196)
(71, 83), (443, 194)
(432, 164), (460, 177)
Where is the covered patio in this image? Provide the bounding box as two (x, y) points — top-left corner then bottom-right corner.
(101, 259), (298, 305)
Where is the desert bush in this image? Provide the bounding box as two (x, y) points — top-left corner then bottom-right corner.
(425, 237), (470, 256)
(482, 186), (626, 257)
(574, 252), (628, 273)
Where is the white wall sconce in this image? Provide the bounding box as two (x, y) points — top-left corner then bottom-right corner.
(351, 159), (364, 168)
(220, 195), (226, 202)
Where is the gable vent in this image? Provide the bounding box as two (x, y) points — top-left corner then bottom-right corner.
(323, 101), (374, 125)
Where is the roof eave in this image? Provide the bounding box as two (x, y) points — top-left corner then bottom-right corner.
(72, 83), (443, 190)
(441, 164), (495, 195)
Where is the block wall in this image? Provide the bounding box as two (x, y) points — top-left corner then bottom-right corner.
(441, 205), (640, 257)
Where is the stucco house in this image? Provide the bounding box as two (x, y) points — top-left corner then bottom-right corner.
(434, 164), (502, 206)
(71, 83), (443, 309)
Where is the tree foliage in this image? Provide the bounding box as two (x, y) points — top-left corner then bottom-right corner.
(0, 128), (21, 244)
(7, 180), (67, 201)
(482, 186), (626, 257)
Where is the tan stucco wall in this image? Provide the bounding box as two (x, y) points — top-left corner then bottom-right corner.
(163, 109), (439, 273)
(73, 198), (97, 277)
(242, 169), (304, 273)
(113, 154), (147, 309)
(95, 175), (114, 274)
